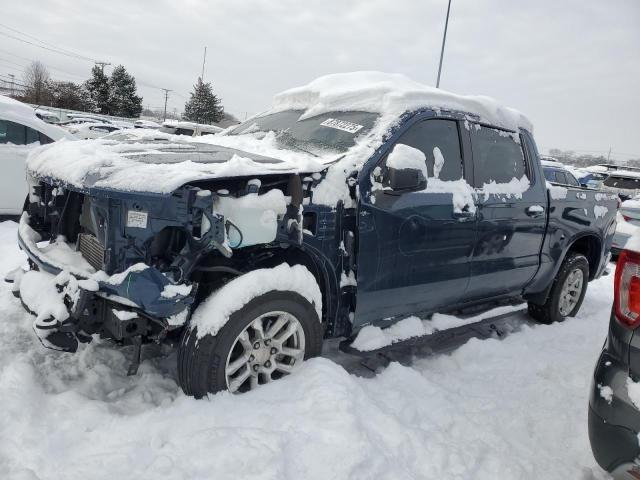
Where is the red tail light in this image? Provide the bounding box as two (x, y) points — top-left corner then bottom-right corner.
(615, 249), (640, 328)
(623, 214), (633, 222)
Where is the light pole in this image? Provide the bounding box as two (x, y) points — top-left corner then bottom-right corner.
(436, 0), (452, 88)
(161, 88), (171, 121)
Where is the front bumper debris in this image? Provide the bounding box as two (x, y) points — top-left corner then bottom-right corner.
(10, 214), (194, 354)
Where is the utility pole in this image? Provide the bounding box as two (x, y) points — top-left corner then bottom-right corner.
(201, 46), (207, 81)
(95, 61), (111, 74)
(436, 0), (452, 88)
(161, 88), (171, 121)
(607, 147), (612, 163)
(8, 73), (14, 96)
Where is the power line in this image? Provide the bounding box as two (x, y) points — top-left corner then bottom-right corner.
(0, 23), (96, 62)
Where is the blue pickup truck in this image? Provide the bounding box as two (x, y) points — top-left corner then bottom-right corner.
(10, 72), (617, 397)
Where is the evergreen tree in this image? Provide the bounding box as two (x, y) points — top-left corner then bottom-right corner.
(84, 65), (110, 114)
(183, 77), (224, 124)
(48, 80), (95, 111)
(108, 65), (143, 117)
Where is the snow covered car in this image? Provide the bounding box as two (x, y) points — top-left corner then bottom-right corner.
(589, 237), (640, 478)
(159, 120), (223, 137)
(602, 170), (640, 201)
(66, 122), (122, 139)
(9, 72), (617, 397)
(0, 95), (73, 215)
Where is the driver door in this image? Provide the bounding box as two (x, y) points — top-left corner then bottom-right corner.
(354, 117), (477, 327)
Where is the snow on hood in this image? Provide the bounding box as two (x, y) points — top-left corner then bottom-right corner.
(272, 71), (533, 132)
(0, 95), (73, 142)
(26, 137), (325, 194)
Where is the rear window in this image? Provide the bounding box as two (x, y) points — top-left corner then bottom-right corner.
(603, 176), (640, 190)
(470, 125), (528, 186)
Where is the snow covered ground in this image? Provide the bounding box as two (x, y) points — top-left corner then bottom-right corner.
(0, 219), (614, 480)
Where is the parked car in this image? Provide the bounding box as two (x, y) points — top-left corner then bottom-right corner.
(9, 72), (617, 398)
(542, 161), (582, 187)
(602, 170), (640, 201)
(589, 236), (640, 478)
(0, 95), (72, 215)
(134, 119), (161, 129)
(66, 122), (122, 139)
(620, 197), (640, 227)
(160, 120), (223, 137)
(612, 212), (638, 257)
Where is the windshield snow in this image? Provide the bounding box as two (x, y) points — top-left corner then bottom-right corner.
(228, 110), (379, 156)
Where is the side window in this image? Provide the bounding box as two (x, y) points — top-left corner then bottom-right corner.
(26, 127), (40, 144)
(0, 119), (27, 145)
(39, 132), (54, 144)
(470, 125), (528, 186)
(554, 171), (568, 185)
(565, 172), (580, 187)
(543, 169), (555, 182)
(383, 119), (463, 182)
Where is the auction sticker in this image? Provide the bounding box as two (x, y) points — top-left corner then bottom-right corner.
(320, 118), (364, 134)
(127, 210), (148, 228)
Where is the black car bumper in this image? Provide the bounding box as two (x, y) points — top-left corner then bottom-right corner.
(589, 335), (640, 476)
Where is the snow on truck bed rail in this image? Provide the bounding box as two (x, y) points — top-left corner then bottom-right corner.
(25, 72), (531, 196)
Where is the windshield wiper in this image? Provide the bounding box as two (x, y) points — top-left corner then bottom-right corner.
(275, 131), (320, 158)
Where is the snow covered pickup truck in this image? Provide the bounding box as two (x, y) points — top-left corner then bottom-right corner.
(8, 72), (617, 397)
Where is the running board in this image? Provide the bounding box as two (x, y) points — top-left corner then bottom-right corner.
(339, 308), (528, 359)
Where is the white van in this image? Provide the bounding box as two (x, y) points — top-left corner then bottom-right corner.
(0, 95), (72, 215)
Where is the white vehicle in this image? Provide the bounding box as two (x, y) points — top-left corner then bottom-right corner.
(133, 119), (161, 129)
(0, 95), (72, 215)
(159, 120), (223, 137)
(67, 122), (122, 139)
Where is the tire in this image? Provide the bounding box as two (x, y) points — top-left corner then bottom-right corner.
(177, 290), (323, 398)
(528, 252), (589, 324)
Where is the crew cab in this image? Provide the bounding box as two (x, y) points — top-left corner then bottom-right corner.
(8, 72), (617, 397)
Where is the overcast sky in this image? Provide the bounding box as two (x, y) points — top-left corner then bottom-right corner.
(1, 0), (638, 159)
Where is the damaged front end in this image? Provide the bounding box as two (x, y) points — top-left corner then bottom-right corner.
(8, 177), (226, 367)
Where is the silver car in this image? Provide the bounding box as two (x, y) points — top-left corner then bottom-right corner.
(602, 171), (640, 201)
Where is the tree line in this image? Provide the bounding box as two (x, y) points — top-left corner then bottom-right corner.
(548, 149), (640, 169)
(18, 61), (143, 118)
(16, 61), (227, 124)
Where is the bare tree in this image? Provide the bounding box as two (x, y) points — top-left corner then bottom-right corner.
(23, 61), (50, 104)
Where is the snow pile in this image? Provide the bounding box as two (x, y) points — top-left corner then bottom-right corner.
(386, 144), (428, 177)
(548, 182), (568, 200)
(351, 305), (524, 351)
(160, 284), (193, 299)
(191, 263), (322, 338)
(425, 178), (476, 213)
(480, 176), (530, 200)
(594, 205), (609, 219)
(0, 220), (615, 479)
(272, 72), (532, 132)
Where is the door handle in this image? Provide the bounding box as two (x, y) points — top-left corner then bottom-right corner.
(526, 205), (545, 217)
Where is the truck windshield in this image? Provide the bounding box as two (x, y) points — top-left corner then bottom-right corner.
(228, 110), (379, 156)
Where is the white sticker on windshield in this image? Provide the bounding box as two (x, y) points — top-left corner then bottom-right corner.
(127, 210), (148, 228)
(320, 118), (364, 134)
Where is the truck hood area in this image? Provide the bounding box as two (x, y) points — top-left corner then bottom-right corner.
(26, 137), (327, 194)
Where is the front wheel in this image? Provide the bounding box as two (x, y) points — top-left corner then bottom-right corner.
(177, 290), (323, 398)
(528, 252), (589, 324)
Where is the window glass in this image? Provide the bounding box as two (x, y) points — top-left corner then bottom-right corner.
(26, 127), (40, 144)
(38, 132), (53, 144)
(565, 172), (580, 187)
(603, 176), (640, 190)
(0, 120), (27, 145)
(543, 169), (555, 182)
(471, 126), (528, 186)
(554, 171), (567, 185)
(384, 119), (463, 181)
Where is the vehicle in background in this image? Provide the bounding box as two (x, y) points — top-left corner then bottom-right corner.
(590, 164), (640, 174)
(12, 72), (617, 398)
(589, 235), (640, 478)
(134, 119), (161, 129)
(576, 171), (608, 190)
(540, 155), (560, 163)
(542, 161), (582, 187)
(159, 120), (223, 137)
(620, 197), (640, 227)
(612, 212), (638, 257)
(103, 128), (175, 142)
(0, 95), (72, 215)
(35, 110), (61, 124)
(602, 171), (640, 201)
(66, 122), (122, 139)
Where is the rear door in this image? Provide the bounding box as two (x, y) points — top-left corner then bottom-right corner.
(465, 124), (547, 300)
(354, 116), (477, 326)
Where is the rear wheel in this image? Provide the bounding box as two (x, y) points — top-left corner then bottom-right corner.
(528, 252), (589, 324)
(178, 290), (323, 398)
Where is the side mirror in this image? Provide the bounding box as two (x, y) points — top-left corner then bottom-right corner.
(387, 166), (427, 192)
